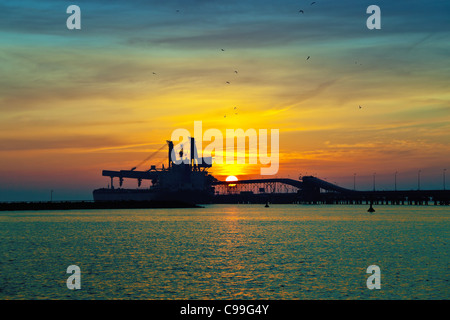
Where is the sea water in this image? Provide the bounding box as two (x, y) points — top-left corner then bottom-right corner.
(0, 204), (448, 299)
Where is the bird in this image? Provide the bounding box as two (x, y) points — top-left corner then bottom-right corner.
(226, 81), (230, 84)
(359, 105), (362, 109)
(306, 56), (310, 60)
(311, 2), (316, 5)
(234, 107), (237, 109)
(152, 72), (157, 75)
(299, 10), (304, 14)
(221, 49), (225, 51)
(234, 70), (238, 74)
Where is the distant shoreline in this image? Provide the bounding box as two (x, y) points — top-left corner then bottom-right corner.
(0, 200), (201, 211)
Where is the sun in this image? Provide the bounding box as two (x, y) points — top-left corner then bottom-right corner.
(225, 175), (238, 187)
(225, 176), (238, 182)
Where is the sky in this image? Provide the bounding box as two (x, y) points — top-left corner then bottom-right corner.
(0, 0), (449, 201)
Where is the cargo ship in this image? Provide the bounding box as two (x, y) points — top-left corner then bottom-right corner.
(93, 138), (217, 205)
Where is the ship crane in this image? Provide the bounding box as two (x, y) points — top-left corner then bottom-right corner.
(125, 144), (166, 187)
(94, 137), (216, 203)
(134, 144), (166, 170)
(102, 138), (212, 189)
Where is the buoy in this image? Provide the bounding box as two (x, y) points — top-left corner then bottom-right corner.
(368, 204), (375, 213)
(265, 202), (270, 208)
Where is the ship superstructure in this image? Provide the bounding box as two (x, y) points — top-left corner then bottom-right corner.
(93, 138), (217, 204)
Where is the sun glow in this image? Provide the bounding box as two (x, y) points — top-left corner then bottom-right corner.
(225, 175), (238, 187)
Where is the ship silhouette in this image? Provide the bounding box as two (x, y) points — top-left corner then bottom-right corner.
(93, 138), (217, 205)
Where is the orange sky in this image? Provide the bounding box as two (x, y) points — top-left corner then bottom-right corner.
(1, 1), (449, 200)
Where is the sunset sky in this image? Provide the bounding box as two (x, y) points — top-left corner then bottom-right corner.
(1, 0), (449, 201)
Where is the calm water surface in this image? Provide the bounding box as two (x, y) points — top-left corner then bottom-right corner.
(0, 204), (448, 299)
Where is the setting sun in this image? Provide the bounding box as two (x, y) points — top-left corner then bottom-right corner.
(225, 176), (238, 182)
(225, 175), (238, 187)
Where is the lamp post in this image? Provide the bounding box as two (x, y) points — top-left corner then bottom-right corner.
(394, 171), (398, 191)
(418, 170), (421, 191)
(353, 173), (356, 191)
(444, 169), (447, 191)
(373, 173), (376, 192)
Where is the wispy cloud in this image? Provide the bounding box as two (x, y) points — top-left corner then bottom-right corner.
(0, 0), (449, 198)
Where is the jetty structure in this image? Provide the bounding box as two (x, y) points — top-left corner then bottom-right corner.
(1, 138), (448, 210)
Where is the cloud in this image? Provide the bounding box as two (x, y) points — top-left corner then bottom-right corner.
(0, 0), (449, 199)
(0, 135), (127, 151)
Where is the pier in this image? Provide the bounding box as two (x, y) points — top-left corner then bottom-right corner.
(2, 176), (448, 211)
(212, 176), (450, 205)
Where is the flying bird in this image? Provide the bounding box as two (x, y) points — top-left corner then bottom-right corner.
(226, 81), (230, 84)
(234, 107), (237, 109)
(306, 56), (310, 60)
(359, 105), (362, 109)
(221, 49), (225, 51)
(299, 10), (304, 13)
(234, 70), (238, 74)
(311, 2), (316, 5)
